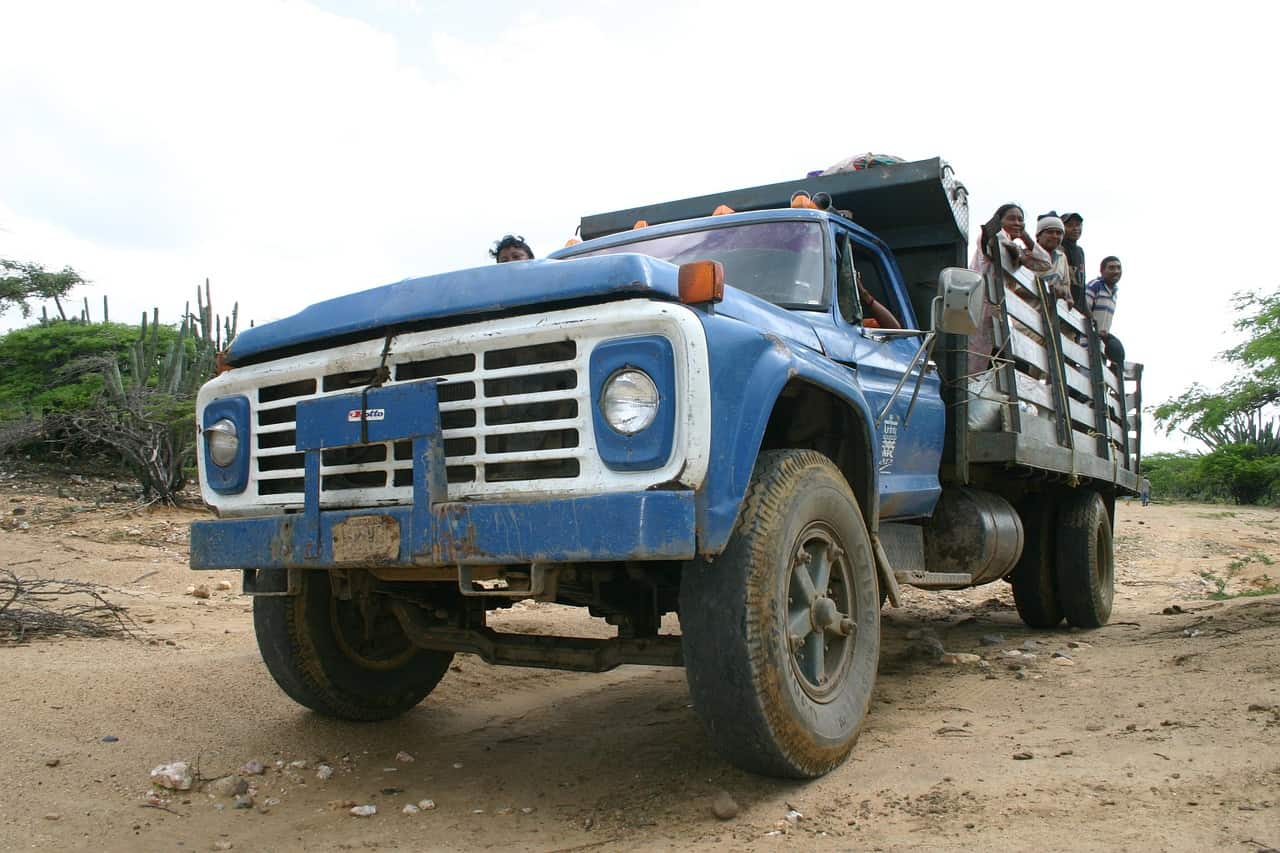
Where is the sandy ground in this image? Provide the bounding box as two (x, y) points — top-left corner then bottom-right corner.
(1, 471), (1278, 852)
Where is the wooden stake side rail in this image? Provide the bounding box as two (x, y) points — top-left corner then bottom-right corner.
(965, 256), (1141, 492)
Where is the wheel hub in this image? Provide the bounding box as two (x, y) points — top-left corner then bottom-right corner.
(811, 596), (839, 631)
(786, 524), (859, 701)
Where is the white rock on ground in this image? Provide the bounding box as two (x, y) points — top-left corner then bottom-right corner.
(150, 761), (194, 791)
(940, 652), (982, 665)
(350, 805), (377, 817)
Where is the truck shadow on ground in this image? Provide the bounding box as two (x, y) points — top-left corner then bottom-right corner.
(221, 600), (1064, 818)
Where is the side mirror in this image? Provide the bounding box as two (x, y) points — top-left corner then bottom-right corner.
(935, 268), (984, 335)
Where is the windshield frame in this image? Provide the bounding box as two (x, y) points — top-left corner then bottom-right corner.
(555, 214), (834, 312)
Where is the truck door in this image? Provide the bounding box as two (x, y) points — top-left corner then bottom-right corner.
(833, 229), (944, 520)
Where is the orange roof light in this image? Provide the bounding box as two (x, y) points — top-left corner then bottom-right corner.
(677, 260), (725, 305)
(564, 236), (582, 247)
(712, 204), (735, 216)
(633, 219), (648, 229)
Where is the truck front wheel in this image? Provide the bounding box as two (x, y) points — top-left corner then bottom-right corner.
(253, 570), (453, 721)
(680, 450), (880, 778)
(1054, 490), (1115, 628)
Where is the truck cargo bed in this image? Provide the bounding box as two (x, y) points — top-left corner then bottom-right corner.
(959, 253), (1143, 493)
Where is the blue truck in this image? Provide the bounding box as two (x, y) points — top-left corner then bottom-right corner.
(191, 157), (1143, 778)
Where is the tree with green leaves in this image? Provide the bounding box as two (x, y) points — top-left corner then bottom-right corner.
(1155, 290), (1280, 452)
(1154, 289), (1280, 504)
(0, 259), (87, 320)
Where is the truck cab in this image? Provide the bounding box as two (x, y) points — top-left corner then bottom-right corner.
(550, 208), (946, 521)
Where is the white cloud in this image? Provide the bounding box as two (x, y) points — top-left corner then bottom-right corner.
(1, 0), (1277, 454)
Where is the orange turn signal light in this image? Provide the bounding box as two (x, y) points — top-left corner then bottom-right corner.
(678, 260), (725, 305)
(564, 236), (582, 247)
(712, 204), (735, 216)
(633, 219), (648, 229)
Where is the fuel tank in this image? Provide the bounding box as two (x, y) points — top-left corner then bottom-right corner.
(923, 488), (1024, 585)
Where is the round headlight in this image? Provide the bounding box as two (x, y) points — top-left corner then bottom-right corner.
(601, 369), (659, 435)
(206, 418), (240, 467)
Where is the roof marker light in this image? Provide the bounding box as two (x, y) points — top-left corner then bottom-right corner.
(790, 191), (816, 209)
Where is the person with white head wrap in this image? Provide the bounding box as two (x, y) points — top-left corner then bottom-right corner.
(1035, 212), (1074, 308)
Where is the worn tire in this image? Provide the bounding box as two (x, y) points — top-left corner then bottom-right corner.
(253, 571), (453, 721)
(680, 450), (880, 778)
(1010, 495), (1063, 628)
(1054, 490), (1114, 629)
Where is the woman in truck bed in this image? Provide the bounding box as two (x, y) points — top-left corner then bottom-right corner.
(969, 203), (1051, 277)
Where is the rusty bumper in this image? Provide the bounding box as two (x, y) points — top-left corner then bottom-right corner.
(189, 491), (697, 570)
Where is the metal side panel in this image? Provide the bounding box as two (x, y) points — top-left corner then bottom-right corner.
(878, 522), (926, 574)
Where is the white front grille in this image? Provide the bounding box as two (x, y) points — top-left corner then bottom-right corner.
(198, 301), (711, 515)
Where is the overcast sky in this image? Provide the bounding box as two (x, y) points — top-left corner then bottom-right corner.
(2, 0), (1277, 454)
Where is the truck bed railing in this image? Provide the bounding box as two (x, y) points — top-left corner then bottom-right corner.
(963, 254), (1142, 491)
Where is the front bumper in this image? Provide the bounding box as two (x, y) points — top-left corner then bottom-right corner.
(189, 490), (696, 570)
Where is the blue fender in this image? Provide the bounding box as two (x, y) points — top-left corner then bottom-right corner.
(695, 313), (879, 556)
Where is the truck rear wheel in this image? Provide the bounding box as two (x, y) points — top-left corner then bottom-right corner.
(1054, 491), (1115, 628)
(253, 570), (453, 721)
(1010, 495), (1063, 628)
(680, 450), (880, 778)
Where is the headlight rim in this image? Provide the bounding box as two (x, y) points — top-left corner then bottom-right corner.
(205, 417), (240, 468)
(600, 367), (660, 436)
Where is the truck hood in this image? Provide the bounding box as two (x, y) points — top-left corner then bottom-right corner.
(225, 254), (679, 365)
(715, 288), (825, 354)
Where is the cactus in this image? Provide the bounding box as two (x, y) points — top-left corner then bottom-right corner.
(90, 280), (240, 504)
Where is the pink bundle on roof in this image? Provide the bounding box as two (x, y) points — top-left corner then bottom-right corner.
(821, 153), (905, 176)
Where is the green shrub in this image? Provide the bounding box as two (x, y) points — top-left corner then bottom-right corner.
(1142, 448), (1280, 505)
(1142, 452), (1218, 502)
(0, 321), (183, 419)
(1196, 444), (1280, 505)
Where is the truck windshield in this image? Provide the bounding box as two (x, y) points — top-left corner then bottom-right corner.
(570, 221), (827, 309)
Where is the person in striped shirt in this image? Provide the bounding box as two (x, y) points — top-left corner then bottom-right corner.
(1086, 256), (1124, 367)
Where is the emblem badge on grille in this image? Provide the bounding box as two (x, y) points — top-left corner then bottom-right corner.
(346, 408), (386, 422)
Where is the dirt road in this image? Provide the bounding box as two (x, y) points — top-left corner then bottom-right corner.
(2, 476), (1278, 852)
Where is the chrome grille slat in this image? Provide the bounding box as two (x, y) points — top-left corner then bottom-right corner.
(436, 448), (584, 465)
(256, 446), (304, 458)
(478, 389), (583, 407)
(439, 416), (585, 438)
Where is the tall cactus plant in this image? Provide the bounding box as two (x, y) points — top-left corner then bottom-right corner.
(87, 282), (238, 504)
